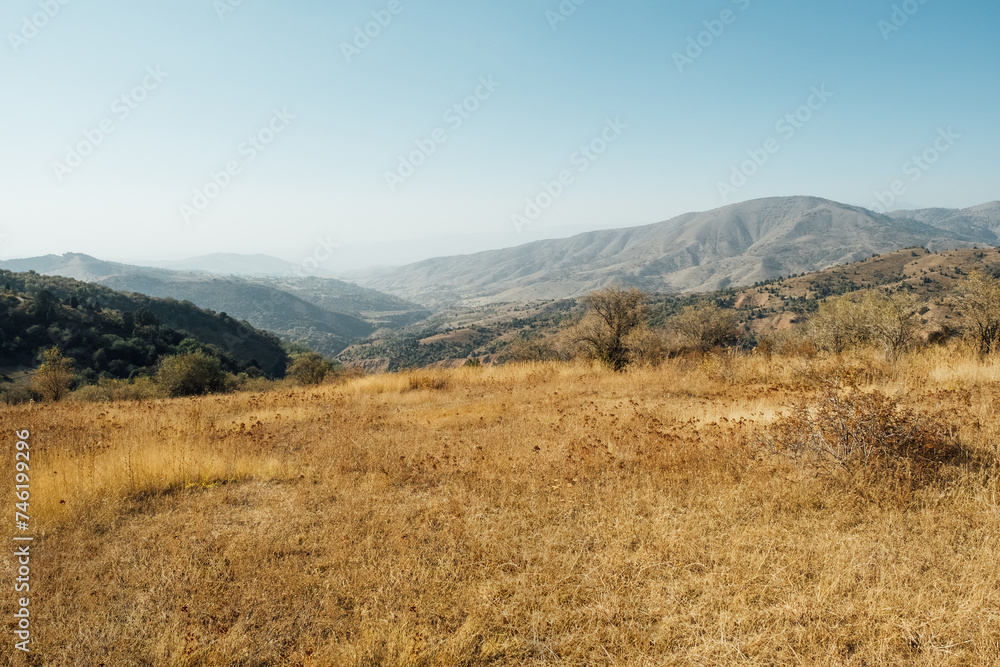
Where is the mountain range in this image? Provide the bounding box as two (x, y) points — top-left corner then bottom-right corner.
(348, 197), (1000, 307)
(0, 254), (428, 356)
(3, 197), (997, 351)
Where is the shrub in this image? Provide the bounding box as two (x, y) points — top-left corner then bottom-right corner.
(287, 352), (336, 386)
(667, 303), (741, 352)
(574, 286), (647, 371)
(407, 371), (449, 391)
(955, 271), (1000, 355)
(72, 376), (165, 402)
(32, 347), (74, 401)
(498, 334), (562, 364)
(761, 383), (966, 491)
(155, 352), (228, 397)
(1, 384), (39, 405)
(808, 290), (918, 361)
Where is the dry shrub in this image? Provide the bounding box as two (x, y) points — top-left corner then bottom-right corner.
(755, 330), (817, 359)
(762, 383), (967, 493)
(407, 370), (450, 391)
(72, 376), (165, 402)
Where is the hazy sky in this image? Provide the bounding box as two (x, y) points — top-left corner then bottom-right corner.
(1, 0), (997, 269)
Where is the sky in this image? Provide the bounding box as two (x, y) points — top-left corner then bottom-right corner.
(1, 0), (998, 271)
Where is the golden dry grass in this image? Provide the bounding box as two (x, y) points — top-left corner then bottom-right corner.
(2, 347), (1000, 665)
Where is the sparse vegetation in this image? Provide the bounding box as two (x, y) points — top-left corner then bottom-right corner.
(808, 289), (918, 360)
(4, 346), (1000, 665)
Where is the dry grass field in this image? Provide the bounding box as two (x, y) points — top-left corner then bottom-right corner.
(2, 347), (1000, 665)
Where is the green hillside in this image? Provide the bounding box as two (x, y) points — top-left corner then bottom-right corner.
(0, 270), (290, 379)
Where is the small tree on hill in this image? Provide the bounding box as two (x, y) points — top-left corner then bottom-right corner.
(32, 347), (74, 401)
(575, 286), (647, 371)
(955, 271), (1000, 356)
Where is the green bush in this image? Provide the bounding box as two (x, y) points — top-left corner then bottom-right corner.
(155, 352), (229, 397)
(72, 376), (165, 402)
(287, 352), (336, 386)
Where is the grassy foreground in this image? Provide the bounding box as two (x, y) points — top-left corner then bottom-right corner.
(2, 348), (1000, 665)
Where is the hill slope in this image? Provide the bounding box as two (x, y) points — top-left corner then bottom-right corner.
(0, 270), (290, 378)
(354, 197), (997, 307)
(0, 254), (430, 355)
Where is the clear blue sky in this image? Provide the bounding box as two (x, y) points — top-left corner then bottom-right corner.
(1, 0), (997, 267)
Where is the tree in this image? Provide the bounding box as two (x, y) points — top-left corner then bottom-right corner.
(808, 294), (868, 354)
(955, 271), (1000, 355)
(808, 290), (917, 361)
(865, 291), (918, 362)
(668, 303), (740, 352)
(32, 347), (73, 401)
(575, 286), (647, 371)
(155, 352), (228, 397)
(287, 352), (335, 385)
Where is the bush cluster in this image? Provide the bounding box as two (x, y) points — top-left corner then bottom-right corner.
(762, 383), (967, 491)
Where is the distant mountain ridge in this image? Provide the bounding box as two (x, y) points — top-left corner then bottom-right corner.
(351, 197), (999, 307)
(0, 254), (430, 356)
(136, 253), (309, 278)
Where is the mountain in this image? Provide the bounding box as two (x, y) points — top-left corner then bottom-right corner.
(0, 254), (429, 356)
(136, 253), (303, 277)
(887, 201), (1000, 238)
(352, 197), (997, 307)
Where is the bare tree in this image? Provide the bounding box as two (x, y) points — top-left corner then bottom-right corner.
(955, 271), (1000, 355)
(575, 286), (647, 371)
